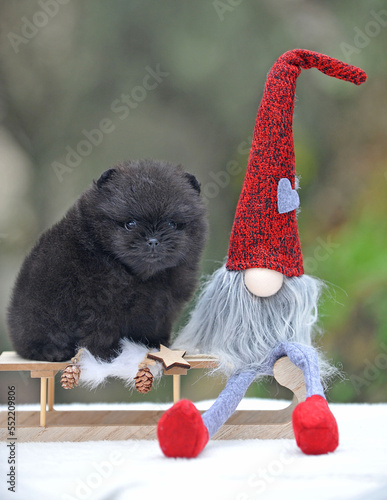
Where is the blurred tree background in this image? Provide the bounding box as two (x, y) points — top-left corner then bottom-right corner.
(0, 0), (386, 407)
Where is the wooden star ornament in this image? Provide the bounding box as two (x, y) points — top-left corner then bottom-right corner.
(147, 345), (191, 370)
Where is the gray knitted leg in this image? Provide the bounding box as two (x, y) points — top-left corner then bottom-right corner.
(202, 370), (257, 439)
(202, 342), (324, 439)
(268, 342), (325, 398)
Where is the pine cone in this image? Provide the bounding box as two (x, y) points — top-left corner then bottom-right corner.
(61, 364), (81, 389)
(134, 367), (154, 394)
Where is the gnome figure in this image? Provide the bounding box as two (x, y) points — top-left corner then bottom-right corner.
(157, 49), (367, 458)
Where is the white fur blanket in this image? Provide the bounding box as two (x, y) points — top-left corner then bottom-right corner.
(78, 339), (163, 389)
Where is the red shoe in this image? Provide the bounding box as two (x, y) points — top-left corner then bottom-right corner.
(157, 399), (209, 458)
(292, 395), (339, 455)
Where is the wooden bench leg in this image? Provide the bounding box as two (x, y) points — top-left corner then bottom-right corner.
(173, 374), (181, 403)
(40, 377), (47, 427)
(48, 377), (55, 411)
(30, 369), (59, 426)
(163, 367), (187, 402)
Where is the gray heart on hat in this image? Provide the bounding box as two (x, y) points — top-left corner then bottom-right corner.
(277, 178), (300, 214)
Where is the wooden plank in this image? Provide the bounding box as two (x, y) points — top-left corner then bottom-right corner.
(1, 410), (163, 427)
(213, 421), (294, 440)
(30, 370), (58, 378)
(225, 403), (297, 426)
(0, 409), (295, 442)
(164, 367), (188, 375)
(0, 423), (158, 442)
(0, 351), (69, 371)
(184, 355), (219, 369)
(0, 408), (297, 429)
(0, 351), (218, 371)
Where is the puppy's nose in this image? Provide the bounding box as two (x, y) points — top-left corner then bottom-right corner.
(147, 238), (159, 249)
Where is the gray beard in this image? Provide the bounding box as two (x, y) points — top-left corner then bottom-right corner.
(173, 264), (336, 384)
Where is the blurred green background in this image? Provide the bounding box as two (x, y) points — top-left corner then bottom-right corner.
(0, 0), (386, 407)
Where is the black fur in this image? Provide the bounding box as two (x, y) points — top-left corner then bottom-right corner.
(7, 159), (208, 361)
(184, 172), (201, 194)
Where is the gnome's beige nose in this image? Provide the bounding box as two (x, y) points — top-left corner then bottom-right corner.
(244, 268), (284, 297)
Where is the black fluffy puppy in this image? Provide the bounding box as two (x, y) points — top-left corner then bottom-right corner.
(7, 160), (208, 361)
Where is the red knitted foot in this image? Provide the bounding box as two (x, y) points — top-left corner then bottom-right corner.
(157, 399), (209, 458)
(292, 395), (339, 455)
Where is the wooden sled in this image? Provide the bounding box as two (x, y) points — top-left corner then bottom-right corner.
(0, 351), (306, 442)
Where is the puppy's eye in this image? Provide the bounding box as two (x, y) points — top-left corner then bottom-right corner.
(168, 220), (186, 231)
(125, 220), (137, 230)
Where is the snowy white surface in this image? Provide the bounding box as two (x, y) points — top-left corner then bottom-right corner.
(1, 399), (386, 500)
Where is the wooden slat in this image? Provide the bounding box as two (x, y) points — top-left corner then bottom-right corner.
(0, 409), (295, 442)
(30, 370), (58, 378)
(184, 355), (219, 369)
(0, 351), (218, 371)
(0, 351), (69, 371)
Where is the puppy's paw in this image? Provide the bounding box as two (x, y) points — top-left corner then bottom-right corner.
(292, 395), (339, 455)
(157, 399), (209, 458)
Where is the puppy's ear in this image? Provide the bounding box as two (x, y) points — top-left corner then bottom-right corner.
(184, 172), (201, 194)
(96, 168), (117, 189)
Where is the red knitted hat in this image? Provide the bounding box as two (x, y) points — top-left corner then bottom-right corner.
(226, 49), (367, 277)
